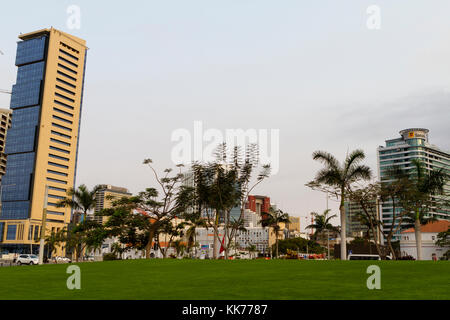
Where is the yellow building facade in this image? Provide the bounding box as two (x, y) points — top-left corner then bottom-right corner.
(0, 28), (87, 255)
(0, 108), (12, 183)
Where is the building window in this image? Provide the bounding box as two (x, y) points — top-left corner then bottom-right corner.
(6, 225), (17, 240)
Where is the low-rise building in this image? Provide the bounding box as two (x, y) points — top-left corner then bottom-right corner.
(400, 220), (450, 260)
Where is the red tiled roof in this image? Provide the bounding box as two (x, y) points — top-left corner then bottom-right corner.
(402, 220), (450, 233)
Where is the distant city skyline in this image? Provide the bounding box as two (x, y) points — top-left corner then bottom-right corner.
(1, 1), (449, 231)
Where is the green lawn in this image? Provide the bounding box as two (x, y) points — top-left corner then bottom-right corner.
(0, 259), (449, 300)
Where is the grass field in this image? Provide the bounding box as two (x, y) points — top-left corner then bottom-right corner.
(0, 259), (449, 300)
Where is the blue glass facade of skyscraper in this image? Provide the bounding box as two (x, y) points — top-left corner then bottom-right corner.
(0, 35), (47, 220)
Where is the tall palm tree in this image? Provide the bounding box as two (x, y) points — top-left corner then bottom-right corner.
(57, 184), (101, 222)
(306, 209), (338, 259)
(309, 150), (372, 260)
(401, 159), (447, 260)
(261, 207), (290, 259)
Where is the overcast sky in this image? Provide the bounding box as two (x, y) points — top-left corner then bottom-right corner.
(1, 1), (449, 230)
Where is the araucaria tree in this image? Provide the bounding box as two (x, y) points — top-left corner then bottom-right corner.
(307, 150), (372, 260)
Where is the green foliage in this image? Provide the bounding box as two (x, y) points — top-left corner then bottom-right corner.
(435, 227), (450, 248)
(276, 237), (324, 255)
(306, 209), (338, 241)
(56, 184), (102, 217)
(349, 237), (367, 245)
(103, 253), (118, 261)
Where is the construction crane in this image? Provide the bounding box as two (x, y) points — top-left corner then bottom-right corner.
(0, 89), (11, 94)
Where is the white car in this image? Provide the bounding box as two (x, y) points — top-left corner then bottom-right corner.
(16, 254), (39, 265)
(55, 256), (71, 263)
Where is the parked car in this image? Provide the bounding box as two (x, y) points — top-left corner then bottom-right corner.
(16, 254), (39, 265)
(55, 256), (71, 263)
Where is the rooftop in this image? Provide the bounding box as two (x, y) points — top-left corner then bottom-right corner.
(402, 220), (450, 234)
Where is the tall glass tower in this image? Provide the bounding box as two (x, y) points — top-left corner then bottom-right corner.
(377, 128), (450, 240)
(0, 28), (87, 254)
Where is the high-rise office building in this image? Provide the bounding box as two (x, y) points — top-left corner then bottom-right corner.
(377, 128), (450, 240)
(0, 108), (12, 183)
(0, 28), (87, 254)
(344, 200), (381, 241)
(87, 185), (131, 224)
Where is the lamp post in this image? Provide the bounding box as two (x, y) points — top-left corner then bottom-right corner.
(38, 185), (49, 265)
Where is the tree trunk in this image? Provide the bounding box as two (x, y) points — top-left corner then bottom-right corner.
(145, 229), (155, 259)
(371, 225), (382, 257)
(213, 225), (218, 259)
(275, 232), (279, 259)
(387, 236), (396, 260)
(339, 201), (347, 260)
(327, 229), (330, 260)
(414, 218), (422, 260)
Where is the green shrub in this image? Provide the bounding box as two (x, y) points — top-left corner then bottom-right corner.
(103, 253), (118, 261)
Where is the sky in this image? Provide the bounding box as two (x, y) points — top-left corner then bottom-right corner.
(1, 1), (449, 230)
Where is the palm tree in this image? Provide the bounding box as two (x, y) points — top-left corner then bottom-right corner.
(261, 207), (290, 259)
(185, 216), (207, 258)
(111, 242), (123, 259)
(57, 184), (101, 222)
(173, 239), (186, 258)
(306, 209), (338, 259)
(229, 219), (247, 257)
(45, 229), (64, 259)
(308, 150), (372, 260)
(247, 244), (258, 259)
(401, 159), (447, 260)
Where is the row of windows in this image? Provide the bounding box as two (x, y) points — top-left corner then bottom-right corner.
(59, 48), (79, 61)
(49, 153), (69, 161)
(52, 115), (73, 125)
(51, 130), (71, 140)
(58, 56), (78, 68)
(55, 84), (75, 96)
(53, 107), (73, 118)
(52, 122), (72, 132)
(48, 186), (67, 193)
(55, 92), (75, 103)
(46, 177), (67, 185)
(57, 63), (77, 75)
(57, 70), (77, 82)
(54, 99), (74, 110)
(47, 168), (68, 177)
(60, 41), (80, 55)
(49, 145), (70, 154)
(48, 193), (65, 200)
(56, 77), (76, 89)
(50, 137), (71, 147)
